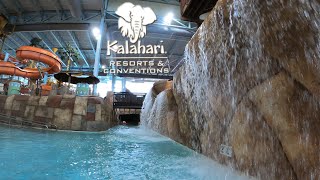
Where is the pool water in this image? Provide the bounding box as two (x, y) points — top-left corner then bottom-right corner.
(0, 125), (252, 180)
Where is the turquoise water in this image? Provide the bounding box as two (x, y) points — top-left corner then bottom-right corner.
(0, 125), (251, 180)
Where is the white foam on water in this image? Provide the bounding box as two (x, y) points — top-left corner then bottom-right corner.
(111, 126), (254, 180)
(109, 125), (172, 143)
(180, 156), (255, 180)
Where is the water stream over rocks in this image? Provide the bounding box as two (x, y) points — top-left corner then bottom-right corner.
(141, 0), (320, 179)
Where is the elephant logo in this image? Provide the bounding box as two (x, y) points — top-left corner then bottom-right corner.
(115, 2), (157, 43)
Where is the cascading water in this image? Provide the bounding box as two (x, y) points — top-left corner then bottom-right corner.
(141, 0), (320, 179)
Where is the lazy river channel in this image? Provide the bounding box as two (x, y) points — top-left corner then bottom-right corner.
(0, 125), (253, 180)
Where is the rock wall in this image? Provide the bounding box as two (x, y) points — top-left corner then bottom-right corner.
(0, 94), (117, 131)
(141, 0), (320, 179)
(141, 80), (182, 142)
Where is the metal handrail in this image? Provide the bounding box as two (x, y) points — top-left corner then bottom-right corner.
(113, 92), (146, 109)
(0, 113), (58, 130)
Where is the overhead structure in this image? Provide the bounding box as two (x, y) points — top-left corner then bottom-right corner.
(0, 0), (199, 79)
(180, 0), (218, 24)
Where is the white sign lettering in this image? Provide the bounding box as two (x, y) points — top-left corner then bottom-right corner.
(107, 40), (165, 56)
(104, 2), (170, 75)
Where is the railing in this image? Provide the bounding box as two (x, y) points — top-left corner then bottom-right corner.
(0, 113), (57, 130)
(113, 92), (146, 109)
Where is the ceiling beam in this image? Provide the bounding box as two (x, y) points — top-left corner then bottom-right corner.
(30, 0), (43, 16)
(68, 0), (83, 19)
(173, 19), (189, 28)
(139, 0), (179, 6)
(9, 0), (23, 15)
(7, 24), (193, 44)
(5, 23), (193, 36)
(0, 1), (9, 17)
(67, 31), (89, 67)
(53, 0), (65, 19)
(17, 32), (31, 44)
(5, 10), (197, 31)
(34, 32), (53, 48)
(0, 38), (15, 52)
(7, 10), (101, 24)
(171, 58), (184, 73)
(6, 23), (90, 32)
(165, 38), (177, 72)
(83, 13), (101, 21)
(87, 31), (96, 54)
(7, 35), (22, 47)
(13, 20), (194, 32)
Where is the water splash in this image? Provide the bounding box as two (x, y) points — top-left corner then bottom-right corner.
(141, 0), (320, 179)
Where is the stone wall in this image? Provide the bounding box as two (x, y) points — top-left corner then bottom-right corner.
(0, 94), (117, 131)
(141, 0), (320, 179)
(141, 80), (182, 142)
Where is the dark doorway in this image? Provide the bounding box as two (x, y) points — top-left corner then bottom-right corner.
(119, 114), (140, 126)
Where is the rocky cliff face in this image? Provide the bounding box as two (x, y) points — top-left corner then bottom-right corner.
(141, 80), (182, 142)
(141, 0), (320, 179)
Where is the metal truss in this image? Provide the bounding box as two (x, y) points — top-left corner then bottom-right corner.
(2, 9), (197, 31)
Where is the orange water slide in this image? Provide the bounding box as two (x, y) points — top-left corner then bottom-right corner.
(0, 46), (62, 79)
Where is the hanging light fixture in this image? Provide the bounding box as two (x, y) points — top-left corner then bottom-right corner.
(164, 12), (174, 25)
(92, 27), (101, 40)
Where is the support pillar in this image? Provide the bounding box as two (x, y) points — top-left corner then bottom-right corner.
(121, 78), (126, 92)
(111, 75), (116, 92)
(93, 0), (108, 95)
(4, 52), (9, 61)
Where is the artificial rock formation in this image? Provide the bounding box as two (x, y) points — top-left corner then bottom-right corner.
(141, 0), (320, 179)
(0, 93), (116, 131)
(141, 80), (182, 142)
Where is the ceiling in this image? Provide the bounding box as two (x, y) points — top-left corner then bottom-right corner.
(0, 0), (198, 78)
(180, 0), (218, 23)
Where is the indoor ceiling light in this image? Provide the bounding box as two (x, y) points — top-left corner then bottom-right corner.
(164, 12), (174, 25)
(92, 27), (101, 40)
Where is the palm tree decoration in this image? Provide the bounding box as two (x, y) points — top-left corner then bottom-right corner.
(57, 44), (81, 89)
(27, 37), (45, 95)
(57, 44), (81, 71)
(30, 37), (43, 48)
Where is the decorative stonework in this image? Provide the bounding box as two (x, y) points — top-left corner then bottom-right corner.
(0, 93), (116, 131)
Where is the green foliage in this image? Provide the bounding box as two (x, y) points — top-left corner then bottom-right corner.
(30, 37), (43, 48)
(57, 44), (81, 64)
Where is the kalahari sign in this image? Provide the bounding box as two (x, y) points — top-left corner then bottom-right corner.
(105, 2), (170, 74)
(106, 2), (167, 56)
(116, 2), (156, 43)
(106, 40), (166, 56)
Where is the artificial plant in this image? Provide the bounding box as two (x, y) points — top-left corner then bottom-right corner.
(29, 37), (43, 48)
(57, 43), (81, 69)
